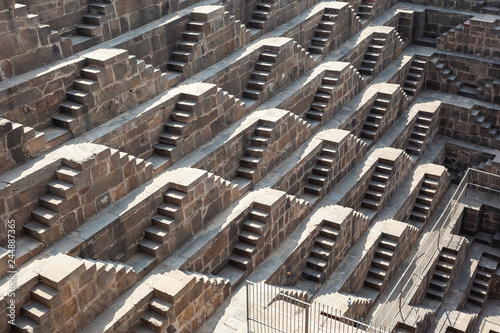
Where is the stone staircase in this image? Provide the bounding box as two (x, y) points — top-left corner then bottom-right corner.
(71, 1), (114, 53)
(356, 0), (375, 24)
(153, 98), (201, 166)
(404, 111), (433, 158)
(308, 9), (338, 56)
(50, 49), (166, 143)
(242, 51), (279, 102)
(301, 219), (341, 284)
(305, 75), (340, 122)
(403, 58), (426, 98)
(136, 294), (172, 332)
(423, 248), (458, 304)
(22, 165), (82, 250)
(221, 207), (272, 285)
(470, 109), (500, 141)
(125, 187), (188, 278)
(167, 15), (210, 75)
(361, 159), (394, 211)
(359, 94), (392, 143)
(361, 236), (398, 294)
(407, 176), (440, 229)
(465, 256), (499, 312)
(235, 124), (274, 182)
(13, 281), (58, 331)
(248, 0), (277, 34)
(358, 35), (387, 80)
(303, 146), (338, 197)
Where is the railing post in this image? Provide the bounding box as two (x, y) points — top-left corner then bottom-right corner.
(246, 281), (250, 333)
(305, 303), (309, 333)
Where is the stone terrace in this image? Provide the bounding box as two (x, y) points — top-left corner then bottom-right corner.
(0, 0), (499, 332)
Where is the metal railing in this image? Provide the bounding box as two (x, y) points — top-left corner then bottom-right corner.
(246, 281), (388, 333)
(370, 168), (500, 330)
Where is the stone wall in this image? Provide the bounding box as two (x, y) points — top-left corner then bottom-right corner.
(412, 9), (471, 40)
(0, 143), (153, 262)
(341, 26), (405, 80)
(0, 2), (70, 80)
(0, 254), (135, 333)
(78, 269), (229, 333)
(181, 189), (310, 279)
(440, 142), (498, 175)
(93, 83), (247, 173)
(436, 17), (500, 59)
(338, 148), (415, 212)
(277, 62), (364, 126)
(74, 168), (239, 266)
(166, 6), (250, 78)
(0, 118), (45, 173)
(426, 52), (500, 104)
(393, 164), (451, 225)
(205, 37), (314, 104)
(439, 102), (500, 149)
(19, 0), (93, 35)
(193, 108), (311, 183)
(273, 129), (367, 200)
(284, 2), (362, 54)
(266, 206), (367, 286)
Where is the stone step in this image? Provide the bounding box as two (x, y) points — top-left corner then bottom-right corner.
(410, 210), (427, 222)
(372, 256), (390, 270)
(159, 132), (181, 146)
(249, 19), (266, 29)
(362, 59), (377, 68)
(157, 203), (181, 220)
(313, 165), (331, 177)
(364, 276), (383, 291)
(416, 194), (433, 206)
(422, 179), (439, 189)
(308, 45), (325, 54)
(243, 88), (262, 100)
(255, 125), (273, 137)
(38, 194), (65, 213)
(138, 239), (162, 257)
(167, 61), (187, 72)
(429, 278), (448, 291)
(154, 143), (176, 158)
(249, 208), (270, 222)
(21, 300), (50, 324)
(371, 105), (387, 114)
(306, 256), (328, 271)
(141, 310), (167, 331)
(241, 155), (262, 168)
(315, 29), (331, 38)
(148, 297), (173, 318)
(244, 219), (266, 235)
(239, 230), (261, 246)
(229, 253), (252, 270)
(52, 113), (78, 131)
(309, 174), (328, 186)
(367, 113), (384, 123)
(375, 248), (394, 260)
(368, 266), (387, 280)
(320, 226), (339, 240)
(439, 252), (457, 264)
(76, 23), (101, 37)
(151, 214), (175, 231)
(234, 242), (257, 258)
(436, 260), (454, 273)
(468, 293), (485, 307)
(304, 183), (322, 196)
(145, 226), (169, 243)
(31, 207), (60, 227)
(311, 246), (331, 261)
(360, 129), (376, 140)
(426, 288), (444, 301)
(379, 238), (397, 251)
(236, 166), (256, 179)
(312, 37), (329, 46)
(13, 316), (41, 333)
(251, 135), (271, 147)
(470, 286), (487, 298)
(125, 252), (156, 275)
(177, 41), (197, 52)
(362, 198), (379, 210)
(164, 121), (188, 136)
(182, 31), (203, 42)
(413, 202), (430, 214)
(316, 236), (335, 250)
(433, 269), (451, 281)
(23, 221), (51, 243)
(66, 90), (92, 106)
(60, 101), (88, 117)
(30, 284), (58, 308)
(302, 266), (324, 283)
(247, 79), (266, 91)
(365, 189), (383, 201)
(246, 146), (266, 157)
(83, 13), (106, 26)
(358, 67), (373, 76)
(473, 278), (489, 289)
(376, 164), (393, 174)
(89, 2), (114, 15)
(363, 120), (379, 132)
(306, 109), (324, 121)
(368, 181), (386, 192)
(47, 180), (76, 199)
(311, 101), (328, 112)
